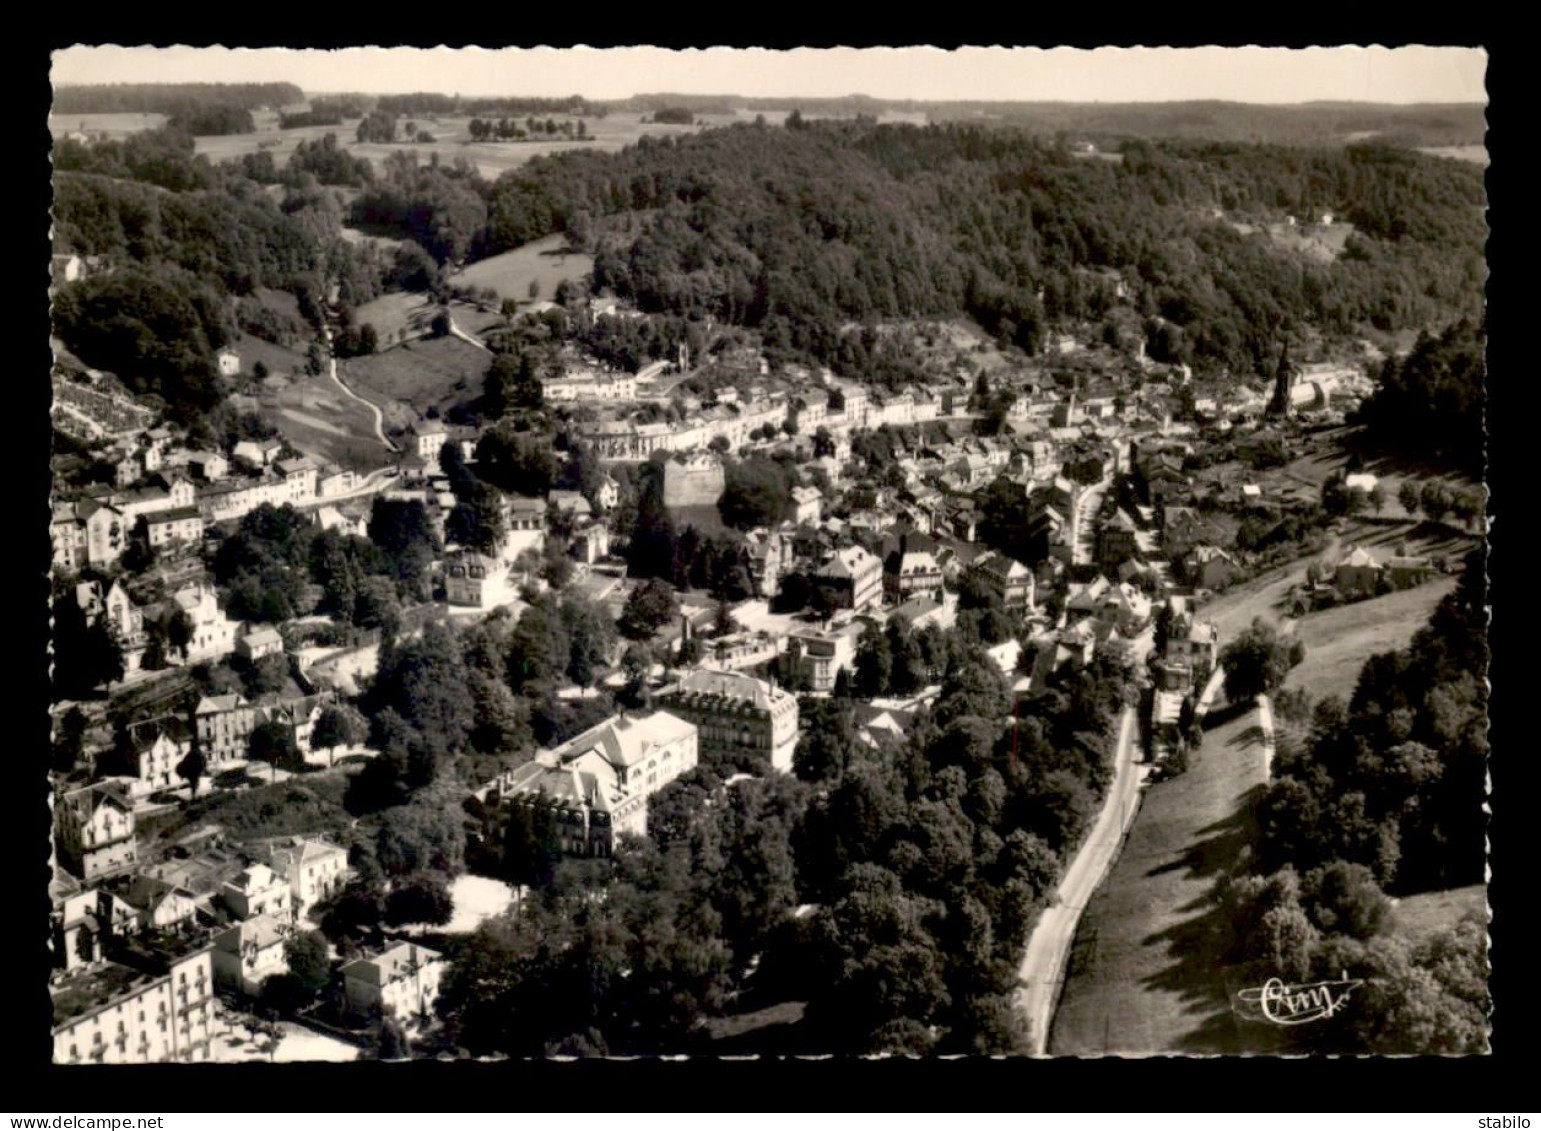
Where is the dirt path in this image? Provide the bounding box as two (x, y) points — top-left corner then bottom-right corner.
(1048, 702), (1272, 1056)
(322, 325), (397, 453)
(449, 318), (491, 353)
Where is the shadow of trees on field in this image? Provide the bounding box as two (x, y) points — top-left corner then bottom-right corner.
(1135, 778), (1273, 1055)
(1200, 699), (1252, 730)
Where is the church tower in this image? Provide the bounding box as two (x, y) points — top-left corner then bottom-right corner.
(1268, 342), (1298, 417)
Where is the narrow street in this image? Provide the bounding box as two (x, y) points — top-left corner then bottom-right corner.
(1070, 472), (1111, 566)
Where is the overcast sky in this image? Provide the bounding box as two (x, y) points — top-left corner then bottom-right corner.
(51, 45), (1486, 104)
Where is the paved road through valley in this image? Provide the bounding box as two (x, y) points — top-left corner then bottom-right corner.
(1017, 705), (1142, 1055)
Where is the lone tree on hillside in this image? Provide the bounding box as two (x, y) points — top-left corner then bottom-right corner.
(1219, 618), (1302, 704)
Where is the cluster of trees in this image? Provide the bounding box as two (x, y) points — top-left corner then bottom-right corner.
(1218, 858), (1487, 1054)
(1256, 551), (1486, 894)
(51, 586), (126, 697)
(356, 111), (400, 144)
(1219, 618), (1306, 703)
(279, 109), (344, 129)
(373, 94), (600, 119)
(289, 133), (375, 187)
(167, 106), (254, 136)
(1359, 319), (1486, 475)
(846, 614), (1013, 701)
(350, 154), (487, 265)
(573, 311), (704, 372)
(718, 455), (800, 530)
(468, 117), (589, 141)
(53, 172), (328, 298)
(623, 466), (755, 599)
(210, 501), (434, 626)
(1395, 479), (1483, 528)
(52, 264), (227, 421)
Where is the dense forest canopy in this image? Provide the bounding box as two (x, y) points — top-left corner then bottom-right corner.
(466, 121), (1484, 381)
(1357, 319), (1486, 475)
(53, 82), (304, 115)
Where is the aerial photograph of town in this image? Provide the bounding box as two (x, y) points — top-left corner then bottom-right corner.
(42, 43), (1488, 1065)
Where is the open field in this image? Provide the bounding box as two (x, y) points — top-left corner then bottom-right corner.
(1391, 885), (1487, 943)
(1049, 704), (1276, 1055)
(354, 290), (440, 346)
(226, 331), (309, 380)
(49, 112), (168, 137)
(259, 374), (395, 473)
(1284, 575), (1459, 701)
(342, 334), (489, 420)
(154, 113), (715, 179)
(446, 234), (593, 303)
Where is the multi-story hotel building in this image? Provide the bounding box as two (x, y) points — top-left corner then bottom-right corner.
(656, 669), (799, 774)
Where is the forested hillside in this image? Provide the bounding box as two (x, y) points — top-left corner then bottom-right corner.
(50, 115), (1486, 453)
(471, 121), (1484, 380)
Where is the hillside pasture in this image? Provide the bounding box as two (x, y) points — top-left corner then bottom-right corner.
(447, 234), (594, 303)
(354, 291), (441, 346)
(225, 332), (310, 381)
(258, 374), (395, 473)
(1390, 885), (1487, 943)
(341, 335), (490, 420)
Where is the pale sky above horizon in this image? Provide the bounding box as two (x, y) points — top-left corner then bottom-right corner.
(50, 45), (1487, 105)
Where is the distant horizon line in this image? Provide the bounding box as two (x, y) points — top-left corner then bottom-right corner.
(50, 85), (1488, 109)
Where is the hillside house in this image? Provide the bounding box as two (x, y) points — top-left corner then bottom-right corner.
(55, 782), (137, 882)
(212, 914), (288, 997)
(341, 942), (445, 1025)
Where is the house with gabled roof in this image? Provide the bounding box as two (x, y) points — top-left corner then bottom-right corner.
(341, 942), (445, 1025)
(55, 782), (137, 882)
(264, 836), (351, 920)
(212, 914), (289, 996)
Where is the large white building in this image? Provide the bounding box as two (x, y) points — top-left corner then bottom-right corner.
(52, 944), (216, 1064)
(657, 669), (799, 773)
(475, 711), (699, 854)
